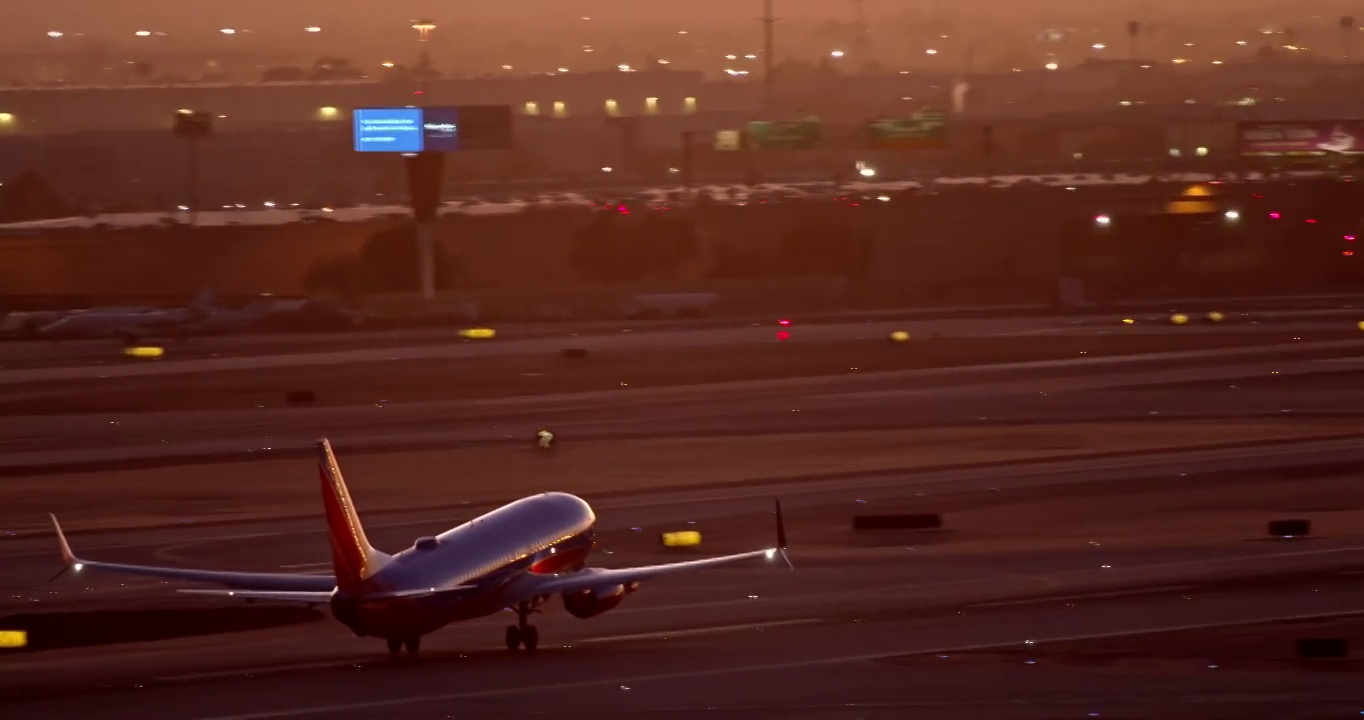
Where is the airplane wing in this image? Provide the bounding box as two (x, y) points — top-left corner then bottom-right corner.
(178, 584), (479, 604)
(49, 514), (337, 593)
(506, 500), (792, 604)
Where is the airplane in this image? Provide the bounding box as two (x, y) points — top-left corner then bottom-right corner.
(36, 288), (216, 343)
(48, 438), (792, 657)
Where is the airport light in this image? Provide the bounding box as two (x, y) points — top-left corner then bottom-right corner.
(412, 19), (436, 41)
(220, 28), (237, 35)
(318, 106), (339, 120)
(46, 31), (63, 38)
(830, 50), (845, 58)
(1224, 209), (1240, 221)
(1094, 214), (1112, 226)
(0, 113), (13, 126)
(1045, 61), (1059, 70)
(305, 26), (322, 33)
(926, 48), (939, 55)
(135, 30), (152, 37)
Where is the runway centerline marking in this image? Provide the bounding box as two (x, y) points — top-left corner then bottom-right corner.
(579, 618), (820, 644)
(195, 606), (1364, 720)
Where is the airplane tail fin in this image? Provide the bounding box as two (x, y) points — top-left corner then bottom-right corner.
(317, 439), (389, 592)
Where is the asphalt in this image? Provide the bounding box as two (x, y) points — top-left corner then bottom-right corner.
(2, 309), (1363, 718)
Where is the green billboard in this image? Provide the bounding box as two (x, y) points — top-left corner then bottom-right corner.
(746, 120), (822, 150)
(868, 109), (948, 150)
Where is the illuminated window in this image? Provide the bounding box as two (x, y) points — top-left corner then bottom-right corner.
(683, 96), (698, 113)
(553, 100), (567, 118)
(645, 96), (659, 114)
(524, 101), (540, 116)
(604, 99), (619, 116)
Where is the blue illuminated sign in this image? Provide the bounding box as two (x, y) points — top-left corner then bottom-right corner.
(353, 107), (425, 152)
(352, 106), (511, 152)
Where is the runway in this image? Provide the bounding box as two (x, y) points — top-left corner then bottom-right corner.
(4, 333), (1364, 473)
(2, 306), (1362, 718)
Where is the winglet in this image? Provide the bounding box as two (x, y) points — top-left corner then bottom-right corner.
(775, 500), (787, 550)
(774, 500), (793, 570)
(49, 513), (78, 567)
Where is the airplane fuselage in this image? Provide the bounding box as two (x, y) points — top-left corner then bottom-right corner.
(329, 492), (597, 640)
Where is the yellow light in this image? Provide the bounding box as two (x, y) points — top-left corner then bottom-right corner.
(553, 101), (567, 118)
(1045, 61), (1059, 70)
(889, 331), (910, 342)
(176, 108), (193, 115)
(124, 346), (165, 359)
(604, 99), (619, 116)
(318, 106), (339, 119)
(381, 61), (395, 69)
(683, 97), (697, 113)
(661, 531), (702, 547)
(0, 630), (27, 649)
(1207, 311), (1224, 323)
(1357, 321), (1364, 331)
(524, 101), (540, 116)
(1122, 318), (1135, 325)
(645, 97), (659, 114)
(458, 328), (496, 340)
(0, 113), (13, 126)
(1170, 314), (1189, 325)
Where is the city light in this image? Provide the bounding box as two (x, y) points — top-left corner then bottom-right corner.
(1092, 43), (1106, 49)
(830, 50), (845, 58)
(381, 62), (395, 68)
(926, 48), (938, 55)
(304, 27), (322, 33)
(46, 31), (63, 38)
(617, 64), (634, 72)
(318, 106), (339, 119)
(0, 113), (14, 126)
(657, 58), (671, 64)
(1224, 209), (1240, 221)
(1094, 214), (1112, 226)
(220, 28), (237, 35)
(1045, 61), (1059, 70)
(135, 30), (152, 37)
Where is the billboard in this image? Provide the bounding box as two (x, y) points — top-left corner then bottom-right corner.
(747, 120), (822, 150)
(1237, 120), (1364, 157)
(352, 106), (512, 153)
(867, 109), (948, 150)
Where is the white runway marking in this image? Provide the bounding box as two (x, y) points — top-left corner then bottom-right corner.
(196, 607), (1364, 720)
(578, 618), (820, 644)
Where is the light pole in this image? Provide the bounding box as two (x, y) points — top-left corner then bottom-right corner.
(761, 0), (777, 112)
(410, 19), (439, 302)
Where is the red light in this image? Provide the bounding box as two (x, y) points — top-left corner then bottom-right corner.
(1306, 218), (1318, 224)
(775, 330), (791, 341)
(777, 319), (791, 327)
(1252, 193), (1263, 199)
(1268, 212), (1281, 219)
(1345, 251), (1356, 257)
(617, 205), (630, 215)
(1346, 235), (1357, 242)
(413, 90), (425, 95)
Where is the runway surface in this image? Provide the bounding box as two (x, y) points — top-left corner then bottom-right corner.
(3, 306), (1362, 718)
(3, 334), (1363, 472)
(4, 444), (1363, 718)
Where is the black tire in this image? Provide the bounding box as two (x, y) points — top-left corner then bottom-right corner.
(523, 625), (539, 653)
(505, 625), (522, 651)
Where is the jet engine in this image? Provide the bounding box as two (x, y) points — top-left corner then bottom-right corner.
(562, 582), (636, 619)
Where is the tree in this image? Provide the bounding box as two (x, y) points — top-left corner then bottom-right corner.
(0, 170), (71, 223)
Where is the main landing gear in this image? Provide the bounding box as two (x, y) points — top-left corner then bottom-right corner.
(505, 600), (539, 652)
(386, 636), (421, 658)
